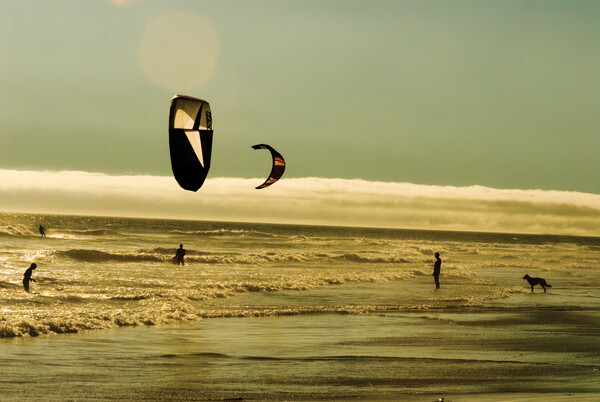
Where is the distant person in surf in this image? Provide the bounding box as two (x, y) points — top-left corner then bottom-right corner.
(174, 244), (186, 266)
(23, 263), (37, 292)
(433, 252), (442, 289)
(39, 225), (46, 237)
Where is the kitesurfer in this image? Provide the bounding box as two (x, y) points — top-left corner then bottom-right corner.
(175, 244), (186, 266)
(433, 252), (442, 289)
(39, 225), (46, 237)
(23, 263), (37, 292)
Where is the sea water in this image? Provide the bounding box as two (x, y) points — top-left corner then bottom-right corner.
(0, 212), (599, 399)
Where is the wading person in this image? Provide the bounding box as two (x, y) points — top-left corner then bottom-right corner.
(175, 244), (186, 266)
(433, 252), (442, 289)
(23, 263), (37, 292)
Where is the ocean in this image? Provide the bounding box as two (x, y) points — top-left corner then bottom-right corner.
(1, 212), (599, 400)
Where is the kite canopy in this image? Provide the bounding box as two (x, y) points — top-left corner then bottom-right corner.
(252, 144), (286, 189)
(169, 95), (213, 191)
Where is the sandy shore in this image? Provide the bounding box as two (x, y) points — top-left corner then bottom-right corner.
(2, 292), (599, 400)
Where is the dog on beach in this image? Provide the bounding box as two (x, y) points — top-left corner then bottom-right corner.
(523, 274), (552, 293)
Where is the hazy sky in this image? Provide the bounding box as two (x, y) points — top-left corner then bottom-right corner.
(1, 0), (599, 234)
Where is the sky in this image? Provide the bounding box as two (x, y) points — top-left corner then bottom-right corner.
(1, 0), (599, 235)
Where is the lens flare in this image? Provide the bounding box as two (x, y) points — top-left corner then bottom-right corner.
(139, 11), (219, 91)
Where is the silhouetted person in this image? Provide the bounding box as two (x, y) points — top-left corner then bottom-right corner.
(39, 225), (46, 237)
(23, 263), (37, 292)
(175, 244), (186, 266)
(433, 252), (441, 289)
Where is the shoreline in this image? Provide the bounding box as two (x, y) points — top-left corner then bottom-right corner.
(2, 302), (599, 400)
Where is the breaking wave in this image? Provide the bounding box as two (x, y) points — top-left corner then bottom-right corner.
(55, 248), (417, 265)
(168, 228), (278, 238)
(0, 282), (524, 338)
(56, 249), (163, 263)
(59, 229), (120, 237)
(0, 225), (35, 237)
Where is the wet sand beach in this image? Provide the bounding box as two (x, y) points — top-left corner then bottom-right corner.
(2, 281), (599, 400)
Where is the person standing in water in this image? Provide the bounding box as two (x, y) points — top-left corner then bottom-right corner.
(23, 263), (37, 292)
(433, 252), (442, 289)
(39, 225), (46, 237)
(175, 244), (186, 266)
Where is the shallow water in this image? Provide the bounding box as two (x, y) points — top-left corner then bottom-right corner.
(2, 295), (599, 399)
(1, 213), (599, 399)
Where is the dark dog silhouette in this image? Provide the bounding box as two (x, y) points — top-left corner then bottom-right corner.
(523, 274), (552, 293)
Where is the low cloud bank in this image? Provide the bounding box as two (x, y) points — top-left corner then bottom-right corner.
(1, 169), (599, 236)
